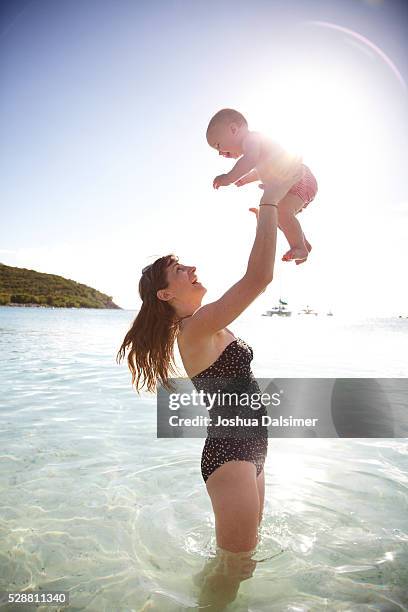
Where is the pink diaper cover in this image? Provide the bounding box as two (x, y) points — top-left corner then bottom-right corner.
(288, 164), (318, 210)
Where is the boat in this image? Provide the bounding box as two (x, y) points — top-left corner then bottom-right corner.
(262, 298), (292, 317)
(298, 305), (318, 316)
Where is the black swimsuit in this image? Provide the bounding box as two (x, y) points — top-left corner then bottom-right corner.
(191, 337), (268, 483)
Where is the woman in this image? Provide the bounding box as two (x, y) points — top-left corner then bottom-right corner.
(117, 169), (302, 607)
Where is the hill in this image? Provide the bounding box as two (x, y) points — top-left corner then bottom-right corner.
(0, 263), (121, 309)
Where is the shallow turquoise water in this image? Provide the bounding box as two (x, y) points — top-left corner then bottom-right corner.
(0, 307), (407, 611)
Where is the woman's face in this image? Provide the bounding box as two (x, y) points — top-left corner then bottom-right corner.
(164, 261), (207, 303)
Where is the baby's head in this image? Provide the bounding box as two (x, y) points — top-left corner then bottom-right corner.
(206, 108), (248, 159)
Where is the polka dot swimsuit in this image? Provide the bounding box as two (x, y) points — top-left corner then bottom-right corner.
(191, 337), (268, 483)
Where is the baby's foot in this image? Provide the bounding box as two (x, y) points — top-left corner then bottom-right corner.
(295, 240), (312, 265)
(282, 246), (309, 262)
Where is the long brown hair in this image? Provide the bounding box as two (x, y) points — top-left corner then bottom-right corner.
(117, 254), (183, 393)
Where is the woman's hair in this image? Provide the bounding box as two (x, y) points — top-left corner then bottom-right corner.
(116, 253), (183, 393)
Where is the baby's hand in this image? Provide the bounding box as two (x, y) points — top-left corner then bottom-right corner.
(213, 174), (231, 190)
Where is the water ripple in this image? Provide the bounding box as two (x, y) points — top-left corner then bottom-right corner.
(0, 308), (407, 610)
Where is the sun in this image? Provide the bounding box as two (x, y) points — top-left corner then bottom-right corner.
(244, 22), (406, 191)
(244, 65), (377, 174)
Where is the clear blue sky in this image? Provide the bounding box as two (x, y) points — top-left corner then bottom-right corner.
(1, 0), (407, 313)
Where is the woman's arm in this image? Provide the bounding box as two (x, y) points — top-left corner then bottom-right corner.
(184, 172), (301, 340)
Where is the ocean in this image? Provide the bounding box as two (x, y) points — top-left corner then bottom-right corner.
(0, 306), (407, 611)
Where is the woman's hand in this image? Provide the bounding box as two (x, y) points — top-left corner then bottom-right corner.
(248, 181), (276, 223)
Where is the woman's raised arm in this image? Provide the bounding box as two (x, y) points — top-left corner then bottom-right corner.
(184, 170), (302, 340)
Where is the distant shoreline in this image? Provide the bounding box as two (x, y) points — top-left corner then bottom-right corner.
(1, 303), (122, 310)
(0, 262), (121, 309)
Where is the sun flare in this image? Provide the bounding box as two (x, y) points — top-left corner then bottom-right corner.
(244, 66), (379, 177)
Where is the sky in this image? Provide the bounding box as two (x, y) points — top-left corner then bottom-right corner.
(1, 0), (407, 315)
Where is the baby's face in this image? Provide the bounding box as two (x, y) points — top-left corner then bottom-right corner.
(207, 122), (244, 159)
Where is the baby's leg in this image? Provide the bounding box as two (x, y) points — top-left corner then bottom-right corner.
(295, 234), (312, 265)
(276, 193), (308, 261)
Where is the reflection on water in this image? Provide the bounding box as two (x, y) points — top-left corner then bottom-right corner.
(0, 308), (407, 611)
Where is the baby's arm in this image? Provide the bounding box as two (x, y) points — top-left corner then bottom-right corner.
(235, 169), (259, 187)
(224, 133), (261, 184)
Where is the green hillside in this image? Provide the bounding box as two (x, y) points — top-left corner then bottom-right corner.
(0, 263), (121, 309)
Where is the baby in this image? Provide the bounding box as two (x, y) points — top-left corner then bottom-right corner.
(206, 108), (318, 264)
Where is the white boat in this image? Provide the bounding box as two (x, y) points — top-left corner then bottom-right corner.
(298, 305), (318, 316)
(262, 299), (292, 317)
